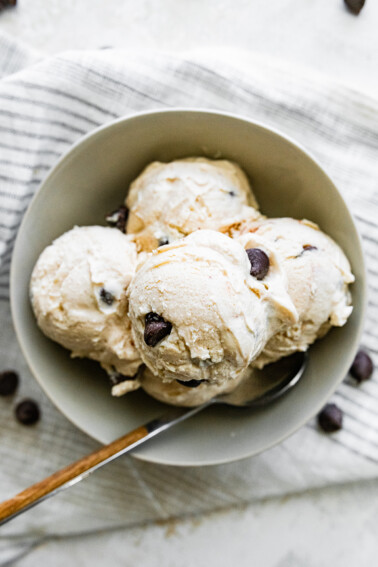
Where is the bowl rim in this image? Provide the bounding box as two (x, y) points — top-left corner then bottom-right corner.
(10, 107), (367, 466)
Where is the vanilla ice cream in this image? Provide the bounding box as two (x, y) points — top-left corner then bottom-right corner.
(29, 154), (355, 408)
(237, 218), (354, 367)
(30, 226), (142, 381)
(125, 158), (260, 251)
(140, 366), (246, 407)
(128, 229), (296, 388)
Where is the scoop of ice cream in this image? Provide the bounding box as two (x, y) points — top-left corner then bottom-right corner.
(237, 218), (354, 367)
(30, 225), (142, 379)
(140, 367), (246, 407)
(128, 230), (275, 386)
(125, 158), (260, 251)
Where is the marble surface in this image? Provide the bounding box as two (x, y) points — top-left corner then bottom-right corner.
(17, 479), (378, 567)
(1, 0), (378, 98)
(1, 1), (378, 565)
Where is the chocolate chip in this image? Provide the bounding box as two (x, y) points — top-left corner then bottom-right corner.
(109, 372), (139, 385)
(158, 237), (170, 247)
(0, 0), (17, 10)
(229, 191), (236, 197)
(177, 379), (205, 388)
(99, 288), (115, 306)
(344, 0), (365, 15)
(350, 349), (373, 383)
(144, 312), (172, 347)
(246, 248), (270, 280)
(317, 403), (343, 433)
(0, 370), (19, 396)
(302, 244), (318, 252)
(15, 399), (40, 425)
(105, 205), (129, 232)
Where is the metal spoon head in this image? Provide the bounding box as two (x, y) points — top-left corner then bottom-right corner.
(216, 352), (307, 407)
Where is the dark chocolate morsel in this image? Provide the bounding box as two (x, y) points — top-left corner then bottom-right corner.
(158, 237), (170, 247)
(229, 191), (236, 197)
(144, 312), (172, 347)
(0, 0), (17, 10)
(344, 0), (365, 15)
(105, 205), (129, 232)
(350, 349), (373, 383)
(177, 379), (206, 388)
(302, 244), (318, 252)
(0, 370), (19, 396)
(99, 288), (115, 306)
(109, 372), (139, 385)
(245, 248), (270, 280)
(317, 403), (343, 433)
(15, 399), (40, 425)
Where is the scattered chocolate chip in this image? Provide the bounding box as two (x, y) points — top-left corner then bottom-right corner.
(295, 244), (319, 259)
(302, 244), (318, 252)
(99, 287), (115, 306)
(15, 399), (40, 425)
(0, 370), (19, 396)
(158, 237), (170, 247)
(344, 0), (365, 15)
(144, 312), (172, 347)
(177, 379), (205, 388)
(246, 248), (270, 280)
(0, 0), (17, 11)
(229, 191), (236, 197)
(105, 205), (128, 232)
(317, 403), (343, 433)
(350, 349), (373, 383)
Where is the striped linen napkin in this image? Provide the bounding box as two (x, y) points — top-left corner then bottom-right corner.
(1, 32), (378, 561)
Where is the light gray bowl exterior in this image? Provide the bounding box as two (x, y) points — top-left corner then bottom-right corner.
(11, 109), (366, 466)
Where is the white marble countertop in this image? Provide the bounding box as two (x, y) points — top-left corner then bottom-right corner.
(1, 0), (378, 99)
(1, 1), (378, 565)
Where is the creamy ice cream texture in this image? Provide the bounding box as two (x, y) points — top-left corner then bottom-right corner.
(30, 226), (142, 385)
(140, 366), (247, 407)
(237, 218), (354, 368)
(126, 157), (260, 252)
(128, 230), (296, 393)
(29, 157), (355, 407)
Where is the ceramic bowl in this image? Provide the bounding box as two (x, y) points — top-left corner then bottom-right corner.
(10, 109), (366, 466)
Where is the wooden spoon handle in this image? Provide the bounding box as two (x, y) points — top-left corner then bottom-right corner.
(0, 404), (202, 526)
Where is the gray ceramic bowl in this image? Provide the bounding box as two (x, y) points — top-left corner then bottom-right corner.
(11, 109), (366, 466)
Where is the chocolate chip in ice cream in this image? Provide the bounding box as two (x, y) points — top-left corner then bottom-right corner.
(177, 379), (206, 388)
(109, 370), (139, 386)
(246, 248), (270, 280)
(344, 0), (365, 15)
(295, 244), (318, 259)
(99, 287), (115, 306)
(105, 205), (129, 232)
(350, 349), (373, 383)
(317, 403), (343, 433)
(144, 312), (172, 347)
(158, 237), (170, 247)
(0, 370), (19, 396)
(15, 399), (40, 425)
(302, 244), (318, 252)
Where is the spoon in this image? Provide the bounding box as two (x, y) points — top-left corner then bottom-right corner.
(0, 352), (306, 526)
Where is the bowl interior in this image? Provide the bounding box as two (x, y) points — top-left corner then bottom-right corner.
(11, 110), (366, 466)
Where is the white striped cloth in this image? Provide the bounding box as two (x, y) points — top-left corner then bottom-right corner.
(1, 32), (378, 563)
